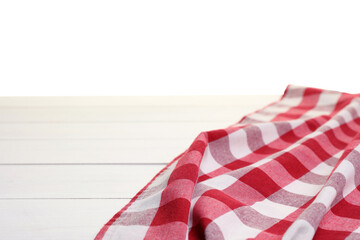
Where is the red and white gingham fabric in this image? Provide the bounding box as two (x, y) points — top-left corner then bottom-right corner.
(96, 85), (360, 240)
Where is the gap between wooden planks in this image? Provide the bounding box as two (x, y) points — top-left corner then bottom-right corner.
(0, 95), (280, 240)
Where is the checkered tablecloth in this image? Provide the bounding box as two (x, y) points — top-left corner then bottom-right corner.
(96, 85), (360, 240)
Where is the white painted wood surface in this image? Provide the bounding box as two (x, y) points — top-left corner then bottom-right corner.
(0, 95), (279, 240)
(0, 199), (129, 240)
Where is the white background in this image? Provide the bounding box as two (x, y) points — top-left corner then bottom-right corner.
(0, 0), (359, 96)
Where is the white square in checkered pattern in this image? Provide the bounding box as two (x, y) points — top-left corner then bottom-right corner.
(213, 210), (261, 240)
(105, 225), (149, 240)
(228, 129), (252, 159)
(199, 146), (223, 174)
(257, 122), (279, 145)
(251, 198), (298, 219)
(283, 180), (323, 197)
(202, 174), (239, 190)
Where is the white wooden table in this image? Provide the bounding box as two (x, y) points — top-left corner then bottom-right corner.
(0, 95), (279, 240)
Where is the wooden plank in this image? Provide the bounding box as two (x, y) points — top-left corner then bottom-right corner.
(0, 122), (229, 140)
(0, 105), (262, 123)
(0, 139), (189, 164)
(0, 199), (129, 240)
(0, 95), (282, 240)
(0, 95), (279, 107)
(0, 165), (164, 199)
(0, 96), (282, 164)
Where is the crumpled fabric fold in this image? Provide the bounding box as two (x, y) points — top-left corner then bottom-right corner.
(96, 85), (360, 240)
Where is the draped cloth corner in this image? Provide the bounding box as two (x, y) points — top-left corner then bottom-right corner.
(96, 85), (360, 240)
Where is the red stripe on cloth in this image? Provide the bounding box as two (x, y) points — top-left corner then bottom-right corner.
(150, 198), (191, 225)
(272, 87), (323, 121)
(275, 152), (309, 179)
(313, 228), (352, 239)
(95, 85), (360, 240)
(94, 152), (186, 240)
(144, 133), (208, 239)
(240, 168), (282, 198)
(188, 218), (212, 240)
(331, 198), (360, 220)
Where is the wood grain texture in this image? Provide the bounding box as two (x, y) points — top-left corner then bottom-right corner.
(0, 122), (226, 140)
(0, 139), (188, 164)
(0, 199), (129, 240)
(0, 105), (267, 123)
(0, 165), (164, 199)
(0, 95), (280, 239)
(0, 96), (279, 107)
